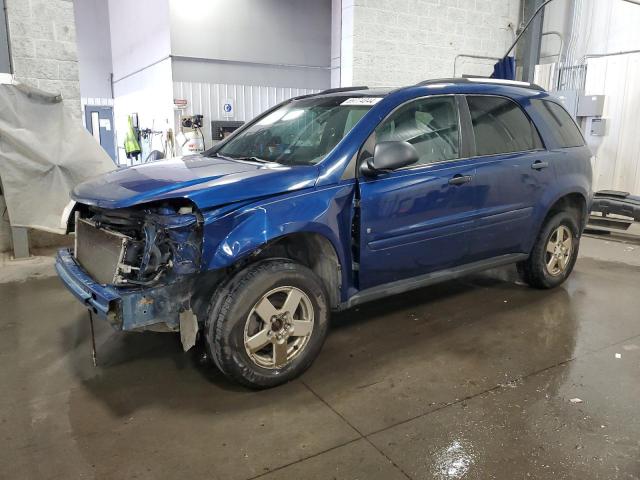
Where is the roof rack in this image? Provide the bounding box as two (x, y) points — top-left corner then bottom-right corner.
(318, 86), (369, 94)
(416, 77), (545, 92)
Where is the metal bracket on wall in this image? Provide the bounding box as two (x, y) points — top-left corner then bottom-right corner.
(539, 31), (564, 61)
(453, 54), (500, 78)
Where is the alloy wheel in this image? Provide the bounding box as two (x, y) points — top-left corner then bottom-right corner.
(243, 286), (315, 369)
(545, 225), (573, 276)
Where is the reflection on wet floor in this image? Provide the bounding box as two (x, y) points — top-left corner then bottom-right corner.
(433, 439), (476, 479)
(1, 255), (640, 479)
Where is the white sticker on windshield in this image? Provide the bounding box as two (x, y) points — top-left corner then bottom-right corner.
(341, 97), (383, 106)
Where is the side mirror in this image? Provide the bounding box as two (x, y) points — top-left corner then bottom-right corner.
(361, 141), (419, 176)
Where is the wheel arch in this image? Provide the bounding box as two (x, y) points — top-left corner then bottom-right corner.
(250, 232), (343, 308)
(205, 224), (345, 309)
(543, 191), (588, 232)
(524, 190), (589, 255)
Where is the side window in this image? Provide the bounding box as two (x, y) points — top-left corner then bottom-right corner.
(375, 96), (460, 166)
(529, 99), (585, 148)
(467, 96), (543, 156)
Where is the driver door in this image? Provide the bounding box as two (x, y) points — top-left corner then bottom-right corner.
(357, 95), (478, 290)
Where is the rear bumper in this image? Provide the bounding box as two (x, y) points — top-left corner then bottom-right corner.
(55, 248), (193, 331)
(55, 248), (121, 325)
(591, 194), (640, 222)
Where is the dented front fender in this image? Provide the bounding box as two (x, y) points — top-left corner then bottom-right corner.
(199, 185), (356, 299)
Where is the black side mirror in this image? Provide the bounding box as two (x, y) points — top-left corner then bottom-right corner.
(361, 141), (419, 176)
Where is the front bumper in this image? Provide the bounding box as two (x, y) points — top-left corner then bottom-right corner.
(55, 248), (193, 331)
(55, 248), (120, 324)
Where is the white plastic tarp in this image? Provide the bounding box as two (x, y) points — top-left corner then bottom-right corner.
(0, 83), (115, 233)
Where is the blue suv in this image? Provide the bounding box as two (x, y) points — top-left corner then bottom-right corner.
(56, 78), (592, 388)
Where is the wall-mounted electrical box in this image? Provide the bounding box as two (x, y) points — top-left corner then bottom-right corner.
(211, 120), (244, 142)
(590, 118), (607, 136)
(552, 90), (579, 118)
(577, 95), (605, 117)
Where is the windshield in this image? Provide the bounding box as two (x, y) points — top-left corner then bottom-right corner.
(214, 97), (375, 165)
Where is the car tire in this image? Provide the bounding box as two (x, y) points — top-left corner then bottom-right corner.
(517, 211), (580, 289)
(205, 259), (330, 389)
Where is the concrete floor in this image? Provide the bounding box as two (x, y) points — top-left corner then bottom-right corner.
(2, 237), (640, 479)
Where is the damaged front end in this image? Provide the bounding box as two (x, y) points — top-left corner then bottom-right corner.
(56, 201), (203, 336)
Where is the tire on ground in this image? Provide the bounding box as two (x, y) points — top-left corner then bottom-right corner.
(205, 259), (330, 389)
(517, 210), (581, 289)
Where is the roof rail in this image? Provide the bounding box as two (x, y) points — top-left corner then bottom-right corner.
(416, 77), (545, 92)
(291, 86), (369, 101)
(318, 86), (369, 94)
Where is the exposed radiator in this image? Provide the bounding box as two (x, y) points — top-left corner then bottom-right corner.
(75, 218), (131, 285)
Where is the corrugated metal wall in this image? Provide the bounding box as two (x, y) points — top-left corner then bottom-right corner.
(584, 53), (640, 195)
(173, 82), (320, 144)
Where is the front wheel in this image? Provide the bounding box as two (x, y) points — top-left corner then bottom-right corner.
(517, 211), (580, 289)
(205, 259), (329, 389)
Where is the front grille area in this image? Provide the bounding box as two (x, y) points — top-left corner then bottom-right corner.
(75, 218), (131, 285)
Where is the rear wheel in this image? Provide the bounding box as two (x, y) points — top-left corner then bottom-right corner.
(517, 211), (580, 289)
(205, 259), (329, 389)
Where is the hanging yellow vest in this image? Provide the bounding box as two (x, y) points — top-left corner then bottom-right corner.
(124, 115), (141, 158)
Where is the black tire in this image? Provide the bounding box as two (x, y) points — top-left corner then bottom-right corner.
(205, 259), (330, 389)
(517, 211), (580, 289)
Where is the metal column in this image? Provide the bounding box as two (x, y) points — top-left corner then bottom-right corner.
(10, 226), (29, 259)
(519, 0), (545, 83)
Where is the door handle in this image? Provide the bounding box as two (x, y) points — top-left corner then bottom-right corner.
(448, 174), (473, 186)
(531, 160), (549, 170)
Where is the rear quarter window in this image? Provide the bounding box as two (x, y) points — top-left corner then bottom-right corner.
(529, 99), (585, 148)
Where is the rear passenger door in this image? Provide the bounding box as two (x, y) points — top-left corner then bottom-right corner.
(463, 95), (554, 260)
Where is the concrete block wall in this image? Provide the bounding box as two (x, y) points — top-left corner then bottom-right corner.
(5, 0), (81, 122)
(345, 0), (520, 86)
(1, 0), (80, 252)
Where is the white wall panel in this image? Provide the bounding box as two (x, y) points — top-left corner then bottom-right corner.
(74, 0), (113, 99)
(584, 53), (640, 195)
(108, 0), (171, 80)
(173, 81), (320, 145)
(113, 58), (174, 164)
(169, 0), (331, 69)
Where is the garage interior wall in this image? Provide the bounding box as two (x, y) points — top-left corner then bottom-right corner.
(538, 0), (640, 194)
(580, 0), (640, 195)
(339, 0), (521, 86)
(73, 0), (112, 100)
(576, 0), (640, 194)
(104, 0), (332, 163)
(170, 0), (331, 145)
(173, 82), (320, 143)
(584, 52), (640, 194)
(108, 0), (173, 164)
(1, 0), (81, 252)
(169, 0), (331, 88)
(4, 0), (80, 120)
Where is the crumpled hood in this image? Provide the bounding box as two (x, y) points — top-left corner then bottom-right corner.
(71, 155), (318, 210)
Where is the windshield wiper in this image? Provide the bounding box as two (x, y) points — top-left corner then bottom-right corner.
(228, 156), (273, 164)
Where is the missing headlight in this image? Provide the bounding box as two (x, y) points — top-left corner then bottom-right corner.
(77, 202), (203, 286)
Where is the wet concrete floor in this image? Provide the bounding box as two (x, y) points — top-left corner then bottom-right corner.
(1, 242), (639, 479)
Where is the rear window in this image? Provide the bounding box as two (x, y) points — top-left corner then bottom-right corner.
(530, 99), (585, 148)
(466, 96), (543, 156)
